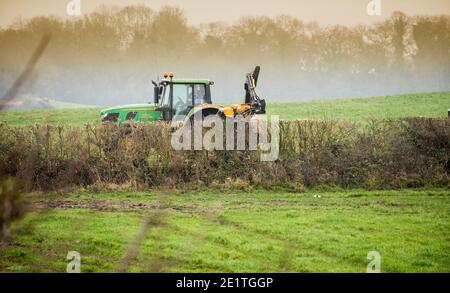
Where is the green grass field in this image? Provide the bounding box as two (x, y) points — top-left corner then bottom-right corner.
(1, 92), (449, 126)
(1, 188), (449, 272)
(267, 92), (450, 121)
(1, 107), (101, 126)
(1, 91), (449, 273)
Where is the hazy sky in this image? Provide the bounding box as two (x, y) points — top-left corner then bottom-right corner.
(1, 0), (449, 28)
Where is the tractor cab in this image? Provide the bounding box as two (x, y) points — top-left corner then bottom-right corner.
(153, 72), (214, 122)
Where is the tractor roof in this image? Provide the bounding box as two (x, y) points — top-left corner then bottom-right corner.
(161, 78), (213, 85)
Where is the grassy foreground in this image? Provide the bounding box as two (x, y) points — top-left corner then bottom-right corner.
(1, 92), (449, 126)
(1, 188), (449, 272)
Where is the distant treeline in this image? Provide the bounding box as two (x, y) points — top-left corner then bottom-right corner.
(0, 6), (449, 104)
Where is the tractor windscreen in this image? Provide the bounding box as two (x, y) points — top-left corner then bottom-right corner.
(161, 83), (208, 121)
(101, 112), (119, 122)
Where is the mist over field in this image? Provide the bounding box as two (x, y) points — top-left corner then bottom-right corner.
(0, 6), (449, 106)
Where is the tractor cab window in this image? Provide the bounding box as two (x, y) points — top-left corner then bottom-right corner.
(173, 84), (193, 116)
(101, 112), (119, 122)
(125, 112), (137, 121)
(193, 84), (206, 105)
(159, 85), (172, 121)
(160, 85), (170, 108)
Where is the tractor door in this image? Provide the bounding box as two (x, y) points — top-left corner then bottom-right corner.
(171, 83), (210, 121)
(160, 83), (210, 122)
(172, 84), (194, 117)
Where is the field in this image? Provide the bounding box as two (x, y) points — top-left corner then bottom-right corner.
(1, 188), (449, 272)
(1, 92), (449, 126)
(267, 92), (450, 121)
(1, 91), (449, 273)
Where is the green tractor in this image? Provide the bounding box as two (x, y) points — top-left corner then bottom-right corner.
(100, 66), (266, 124)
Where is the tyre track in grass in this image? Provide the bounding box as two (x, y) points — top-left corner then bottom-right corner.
(135, 202), (273, 272)
(114, 193), (169, 272)
(199, 211), (296, 272)
(198, 210), (365, 271)
(142, 212), (224, 272)
(168, 211), (294, 272)
(114, 195), (218, 272)
(138, 202), (230, 272)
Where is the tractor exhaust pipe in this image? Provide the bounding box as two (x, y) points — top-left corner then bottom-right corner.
(152, 80), (159, 104)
